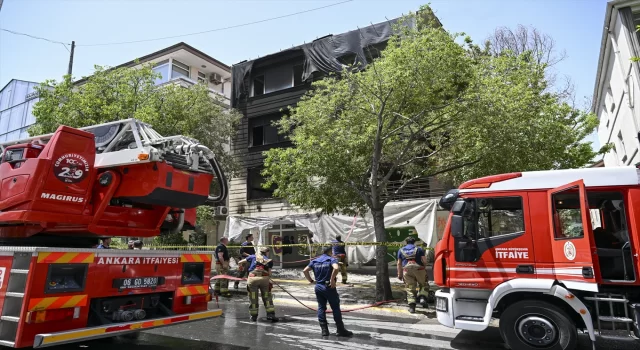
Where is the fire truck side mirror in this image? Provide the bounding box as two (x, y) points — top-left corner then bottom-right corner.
(450, 215), (464, 238)
(439, 189), (460, 211)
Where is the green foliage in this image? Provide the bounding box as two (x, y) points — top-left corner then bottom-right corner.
(264, 9), (475, 215)
(264, 8), (604, 218)
(153, 232), (188, 246)
(440, 42), (604, 184)
(31, 64), (241, 175)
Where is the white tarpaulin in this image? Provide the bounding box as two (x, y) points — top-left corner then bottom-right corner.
(223, 199), (439, 264)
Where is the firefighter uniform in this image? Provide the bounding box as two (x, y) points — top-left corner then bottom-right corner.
(214, 241), (231, 297)
(397, 240), (429, 313)
(239, 247), (278, 322)
(235, 238), (255, 289)
(331, 236), (348, 284)
(304, 246), (353, 337)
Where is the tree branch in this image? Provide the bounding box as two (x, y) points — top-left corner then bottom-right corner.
(382, 159), (481, 206)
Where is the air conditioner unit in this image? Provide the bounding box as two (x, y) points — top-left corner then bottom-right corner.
(215, 206), (229, 216)
(209, 73), (222, 85)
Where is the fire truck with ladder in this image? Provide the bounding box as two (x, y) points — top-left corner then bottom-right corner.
(0, 119), (227, 348)
(433, 166), (640, 350)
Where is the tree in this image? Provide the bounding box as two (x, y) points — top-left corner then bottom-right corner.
(484, 25), (573, 99)
(262, 7), (602, 301)
(31, 63), (241, 177)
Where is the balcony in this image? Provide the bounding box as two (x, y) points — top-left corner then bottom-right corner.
(157, 76), (230, 105)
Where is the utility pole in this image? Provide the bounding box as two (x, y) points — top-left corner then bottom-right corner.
(0, 0), (4, 14)
(67, 41), (75, 76)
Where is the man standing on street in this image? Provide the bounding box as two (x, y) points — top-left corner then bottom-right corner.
(237, 247), (279, 322)
(214, 237), (232, 297)
(397, 237), (429, 313)
(303, 245), (353, 337)
(330, 234), (348, 284)
(235, 233), (256, 289)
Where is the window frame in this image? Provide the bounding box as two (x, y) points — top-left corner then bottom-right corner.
(248, 113), (289, 149)
(247, 166), (277, 200)
(471, 196), (525, 241)
(551, 186), (586, 240)
(197, 71), (206, 84)
(171, 59), (190, 80)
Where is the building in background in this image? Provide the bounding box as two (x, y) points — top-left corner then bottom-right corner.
(0, 42), (232, 244)
(0, 79), (40, 142)
(0, 42), (232, 144)
(227, 12), (450, 267)
(593, 0), (640, 167)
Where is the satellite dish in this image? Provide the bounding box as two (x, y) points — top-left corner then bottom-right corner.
(86, 124), (120, 148)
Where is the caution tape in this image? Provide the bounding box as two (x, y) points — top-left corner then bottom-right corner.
(149, 242), (433, 250)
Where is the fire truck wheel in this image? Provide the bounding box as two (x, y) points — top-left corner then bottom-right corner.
(499, 300), (577, 350)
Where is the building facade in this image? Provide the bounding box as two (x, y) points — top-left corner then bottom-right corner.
(1, 42), (232, 144)
(226, 14), (449, 267)
(594, 0), (640, 167)
(0, 79), (40, 142)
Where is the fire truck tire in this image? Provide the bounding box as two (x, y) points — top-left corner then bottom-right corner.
(499, 300), (577, 350)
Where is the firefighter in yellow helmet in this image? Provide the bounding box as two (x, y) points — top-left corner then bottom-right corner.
(238, 246), (279, 322)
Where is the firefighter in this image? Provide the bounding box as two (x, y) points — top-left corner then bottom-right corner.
(235, 233), (255, 290)
(330, 234), (348, 284)
(238, 247), (279, 322)
(214, 237), (232, 297)
(397, 237), (429, 313)
(303, 245), (353, 337)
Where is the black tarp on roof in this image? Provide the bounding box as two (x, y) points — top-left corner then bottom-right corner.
(231, 16), (412, 107)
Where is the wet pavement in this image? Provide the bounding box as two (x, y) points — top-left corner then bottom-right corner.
(52, 296), (640, 350)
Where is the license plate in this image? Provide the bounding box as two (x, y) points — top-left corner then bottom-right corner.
(435, 297), (448, 312)
(113, 277), (159, 289)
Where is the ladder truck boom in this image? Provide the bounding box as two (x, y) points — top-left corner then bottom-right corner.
(0, 119), (227, 348)
(0, 118), (227, 246)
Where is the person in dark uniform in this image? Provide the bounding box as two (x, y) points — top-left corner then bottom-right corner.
(303, 245), (353, 337)
(397, 237), (429, 313)
(235, 233), (256, 289)
(97, 238), (112, 249)
(330, 234), (348, 284)
(214, 237), (231, 297)
(238, 247), (279, 322)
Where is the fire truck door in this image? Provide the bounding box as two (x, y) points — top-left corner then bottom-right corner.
(546, 180), (598, 286)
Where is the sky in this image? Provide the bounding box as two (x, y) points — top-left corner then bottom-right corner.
(0, 0), (607, 148)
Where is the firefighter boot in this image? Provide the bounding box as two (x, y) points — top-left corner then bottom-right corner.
(409, 303), (416, 314)
(319, 321), (330, 336)
(250, 315), (257, 322)
(335, 320), (353, 337)
(267, 312), (279, 322)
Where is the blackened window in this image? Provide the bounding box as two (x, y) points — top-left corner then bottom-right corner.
(249, 114), (287, 147)
(253, 75), (265, 96)
(247, 167), (276, 200)
(293, 64), (304, 86)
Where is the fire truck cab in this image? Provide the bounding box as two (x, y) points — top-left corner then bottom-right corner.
(434, 166), (640, 350)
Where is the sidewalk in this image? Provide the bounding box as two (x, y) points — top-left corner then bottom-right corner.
(211, 267), (439, 313)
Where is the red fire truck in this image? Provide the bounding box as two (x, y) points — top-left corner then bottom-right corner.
(0, 119), (226, 348)
(434, 167), (640, 350)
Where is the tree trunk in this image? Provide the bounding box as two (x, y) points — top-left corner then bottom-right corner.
(372, 207), (393, 302)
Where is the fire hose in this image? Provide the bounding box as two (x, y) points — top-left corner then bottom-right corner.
(210, 275), (398, 313)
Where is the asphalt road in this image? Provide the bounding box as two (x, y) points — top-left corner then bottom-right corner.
(50, 297), (640, 350)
